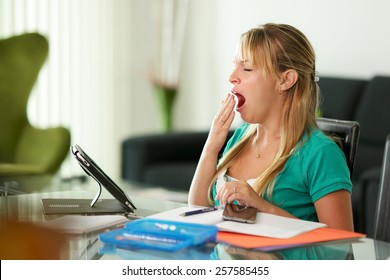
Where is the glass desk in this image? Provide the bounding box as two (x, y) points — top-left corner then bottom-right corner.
(1, 176), (390, 260)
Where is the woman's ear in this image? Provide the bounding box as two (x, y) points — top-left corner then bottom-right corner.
(280, 69), (298, 91)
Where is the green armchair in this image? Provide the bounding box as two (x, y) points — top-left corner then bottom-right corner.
(0, 33), (70, 179)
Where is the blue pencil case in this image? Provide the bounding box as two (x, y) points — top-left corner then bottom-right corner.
(99, 218), (218, 252)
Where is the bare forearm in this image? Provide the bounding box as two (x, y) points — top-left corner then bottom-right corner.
(188, 148), (219, 207)
(257, 199), (296, 219)
(189, 93), (236, 207)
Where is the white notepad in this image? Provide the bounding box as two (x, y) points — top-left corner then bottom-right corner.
(149, 207), (327, 239)
(39, 215), (129, 234)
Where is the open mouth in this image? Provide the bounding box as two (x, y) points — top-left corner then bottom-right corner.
(233, 92), (246, 109)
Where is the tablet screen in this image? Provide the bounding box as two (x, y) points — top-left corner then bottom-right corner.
(71, 144), (136, 213)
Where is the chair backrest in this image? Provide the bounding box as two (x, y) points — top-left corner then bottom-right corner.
(316, 117), (360, 178)
(0, 33), (70, 177)
(373, 135), (390, 242)
(0, 33), (48, 162)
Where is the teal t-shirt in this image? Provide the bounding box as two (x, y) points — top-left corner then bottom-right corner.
(212, 123), (352, 222)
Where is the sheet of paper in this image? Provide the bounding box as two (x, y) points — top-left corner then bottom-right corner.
(39, 215), (129, 234)
(148, 206), (327, 239)
(149, 207), (224, 225)
(218, 212), (327, 239)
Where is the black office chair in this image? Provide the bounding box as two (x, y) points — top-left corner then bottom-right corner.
(316, 117), (360, 178)
(373, 135), (390, 242)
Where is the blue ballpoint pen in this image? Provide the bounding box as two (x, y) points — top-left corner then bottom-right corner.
(180, 206), (218, 216)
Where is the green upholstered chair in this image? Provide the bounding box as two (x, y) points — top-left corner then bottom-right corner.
(0, 33), (71, 179)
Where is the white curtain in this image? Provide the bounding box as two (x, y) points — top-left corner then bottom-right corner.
(0, 0), (133, 179)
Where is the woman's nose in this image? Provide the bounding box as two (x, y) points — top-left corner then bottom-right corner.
(229, 69), (240, 84)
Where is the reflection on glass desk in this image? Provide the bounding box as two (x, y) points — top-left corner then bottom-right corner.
(0, 174), (188, 202)
(94, 237), (390, 260)
(1, 176), (390, 260)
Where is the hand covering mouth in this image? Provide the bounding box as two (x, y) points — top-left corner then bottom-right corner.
(232, 92), (245, 109)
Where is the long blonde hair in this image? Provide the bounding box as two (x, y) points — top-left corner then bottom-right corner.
(209, 23), (319, 203)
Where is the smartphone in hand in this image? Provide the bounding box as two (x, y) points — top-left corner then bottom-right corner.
(222, 203), (258, 224)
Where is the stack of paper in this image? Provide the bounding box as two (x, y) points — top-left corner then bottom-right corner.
(149, 207), (326, 239)
(149, 207), (365, 249)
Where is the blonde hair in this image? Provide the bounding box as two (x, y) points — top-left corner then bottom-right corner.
(208, 23), (319, 203)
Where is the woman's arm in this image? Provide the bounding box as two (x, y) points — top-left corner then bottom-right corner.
(188, 146), (220, 206)
(188, 94), (236, 206)
(216, 181), (354, 231)
(315, 190), (354, 231)
(216, 181), (297, 218)
(308, 137), (354, 231)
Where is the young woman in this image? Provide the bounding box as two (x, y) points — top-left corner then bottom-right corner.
(188, 23), (354, 231)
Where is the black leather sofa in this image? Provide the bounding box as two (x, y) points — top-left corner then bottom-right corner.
(122, 75), (390, 236)
(122, 131), (212, 191)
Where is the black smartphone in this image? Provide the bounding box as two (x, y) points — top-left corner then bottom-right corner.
(70, 144), (136, 213)
(222, 203), (258, 224)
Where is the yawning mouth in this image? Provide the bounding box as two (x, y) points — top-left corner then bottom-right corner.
(233, 92), (246, 109)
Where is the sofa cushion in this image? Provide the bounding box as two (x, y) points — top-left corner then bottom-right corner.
(122, 132), (209, 190)
(318, 77), (366, 120)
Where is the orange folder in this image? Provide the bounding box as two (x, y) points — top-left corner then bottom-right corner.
(217, 227), (366, 249)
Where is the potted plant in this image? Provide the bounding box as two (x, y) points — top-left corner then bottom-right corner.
(152, 0), (188, 132)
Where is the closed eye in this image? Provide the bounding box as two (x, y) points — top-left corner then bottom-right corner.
(244, 68), (252, 72)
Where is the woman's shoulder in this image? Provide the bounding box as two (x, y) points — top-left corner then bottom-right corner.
(307, 128), (339, 147)
(298, 128), (345, 157)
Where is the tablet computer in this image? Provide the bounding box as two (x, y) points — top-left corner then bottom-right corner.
(70, 144), (137, 213)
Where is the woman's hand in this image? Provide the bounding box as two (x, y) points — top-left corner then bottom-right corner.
(204, 94), (235, 154)
(216, 180), (262, 209)
(216, 180), (297, 219)
(188, 93), (235, 207)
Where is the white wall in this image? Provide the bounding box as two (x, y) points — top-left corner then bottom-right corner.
(172, 0), (390, 131)
(1, 0), (389, 179)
